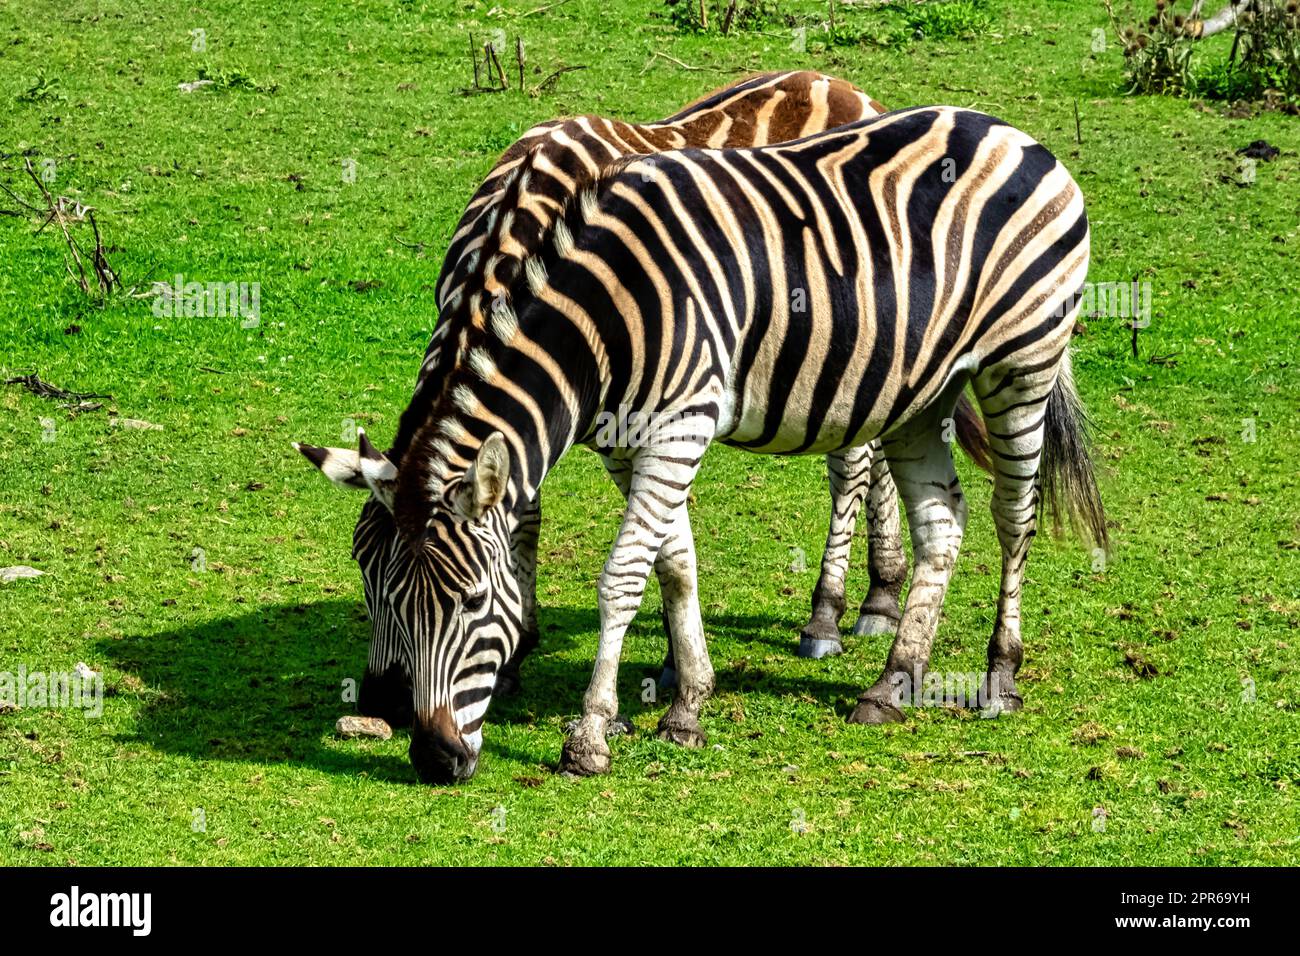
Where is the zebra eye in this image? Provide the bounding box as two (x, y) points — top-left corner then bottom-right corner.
(463, 588), (488, 613)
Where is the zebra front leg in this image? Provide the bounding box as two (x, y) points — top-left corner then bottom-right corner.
(849, 415), (968, 725)
(599, 457), (690, 692)
(798, 445), (872, 659)
(358, 656), (412, 728)
(495, 491), (542, 697)
(560, 430), (710, 776)
(851, 443), (909, 637)
(658, 613), (678, 691)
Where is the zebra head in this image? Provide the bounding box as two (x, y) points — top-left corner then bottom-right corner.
(296, 429), (522, 784)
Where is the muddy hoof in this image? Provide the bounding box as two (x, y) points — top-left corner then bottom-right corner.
(657, 721), (707, 748)
(848, 697), (906, 725)
(978, 693), (1024, 717)
(798, 619), (844, 659)
(797, 626), (844, 659)
(559, 739), (611, 776)
(851, 613), (898, 637)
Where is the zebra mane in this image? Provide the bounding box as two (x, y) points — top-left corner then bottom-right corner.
(387, 128), (583, 475)
(390, 134), (635, 542)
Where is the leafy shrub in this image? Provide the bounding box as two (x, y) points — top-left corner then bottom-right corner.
(1230, 0), (1300, 101)
(1105, 0), (1198, 94)
(1105, 0), (1300, 103)
(664, 0), (779, 34)
(899, 0), (996, 41)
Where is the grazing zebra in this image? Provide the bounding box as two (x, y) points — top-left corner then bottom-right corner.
(308, 71), (982, 730)
(299, 104), (1106, 783)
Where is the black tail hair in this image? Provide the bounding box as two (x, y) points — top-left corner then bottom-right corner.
(951, 392), (992, 474)
(1041, 352), (1109, 551)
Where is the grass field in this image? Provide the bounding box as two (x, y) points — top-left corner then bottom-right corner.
(1, 0), (1297, 865)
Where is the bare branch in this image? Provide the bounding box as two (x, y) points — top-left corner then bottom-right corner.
(1185, 2), (1243, 39)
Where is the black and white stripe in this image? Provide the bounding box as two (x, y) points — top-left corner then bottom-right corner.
(310, 73), (921, 736)
(374, 106), (1105, 780)
(301, 104), (1106, 783)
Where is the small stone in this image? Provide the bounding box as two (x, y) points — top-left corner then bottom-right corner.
(0, 566), (44, 584)
(74, 662), (98, 681)
(112, 418), (163, 431)
(607, 715), (634, 737)
(335, 715), (392, 740)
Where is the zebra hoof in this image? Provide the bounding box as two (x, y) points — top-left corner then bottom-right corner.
(977, 693), (1024, 718)
(658, 665), (678, 690)
(797, 635), (844, 659)
(851, 613), (899, 637)
(559, 738), (611, 777)
(657, 719), (707, 748)
(847, 697), (906, 725)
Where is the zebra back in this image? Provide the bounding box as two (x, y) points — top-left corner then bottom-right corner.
(434, 71), (880, 314)
(401, 73), (883, 469)
(394, 106), (1089, 511)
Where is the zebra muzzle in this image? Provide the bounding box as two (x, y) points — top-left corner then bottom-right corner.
(409, 706), (477, 784)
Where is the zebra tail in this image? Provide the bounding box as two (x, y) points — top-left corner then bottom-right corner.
(1040, 351), (1109, 551)
(951, 392), (992, 474)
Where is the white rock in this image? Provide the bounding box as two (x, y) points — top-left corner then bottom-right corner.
(335, 715), (392, 740)
(0, 566), (44, 583)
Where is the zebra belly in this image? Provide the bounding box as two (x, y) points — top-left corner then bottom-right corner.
(715, 298), (904, 456)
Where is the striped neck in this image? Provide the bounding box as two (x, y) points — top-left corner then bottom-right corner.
(391, 310), (603, 540)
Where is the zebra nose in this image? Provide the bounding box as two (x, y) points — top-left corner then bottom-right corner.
(410, 709), (474, 784)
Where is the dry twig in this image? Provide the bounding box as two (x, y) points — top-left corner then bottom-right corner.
(532, 65), (587, 96)
(522, 0), (573, 16)
(4, 373), (112, 402)
(640, 51), (736, 75)
(1, 159), (121, 297)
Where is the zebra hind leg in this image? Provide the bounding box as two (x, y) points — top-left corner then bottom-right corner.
(971, 359), (1057, 716)
(798, 445), (872, 659)
(849, 404), (968, 725)
(850, 442), (909, 637)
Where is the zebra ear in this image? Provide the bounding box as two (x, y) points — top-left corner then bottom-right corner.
(294, 428), (397, 510)
(453, 432), (510, 520)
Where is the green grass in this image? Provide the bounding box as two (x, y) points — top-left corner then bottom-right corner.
(1, 0), (1297, 866)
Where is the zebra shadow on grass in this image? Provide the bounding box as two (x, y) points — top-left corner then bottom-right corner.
(101, 598), (870, 782)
